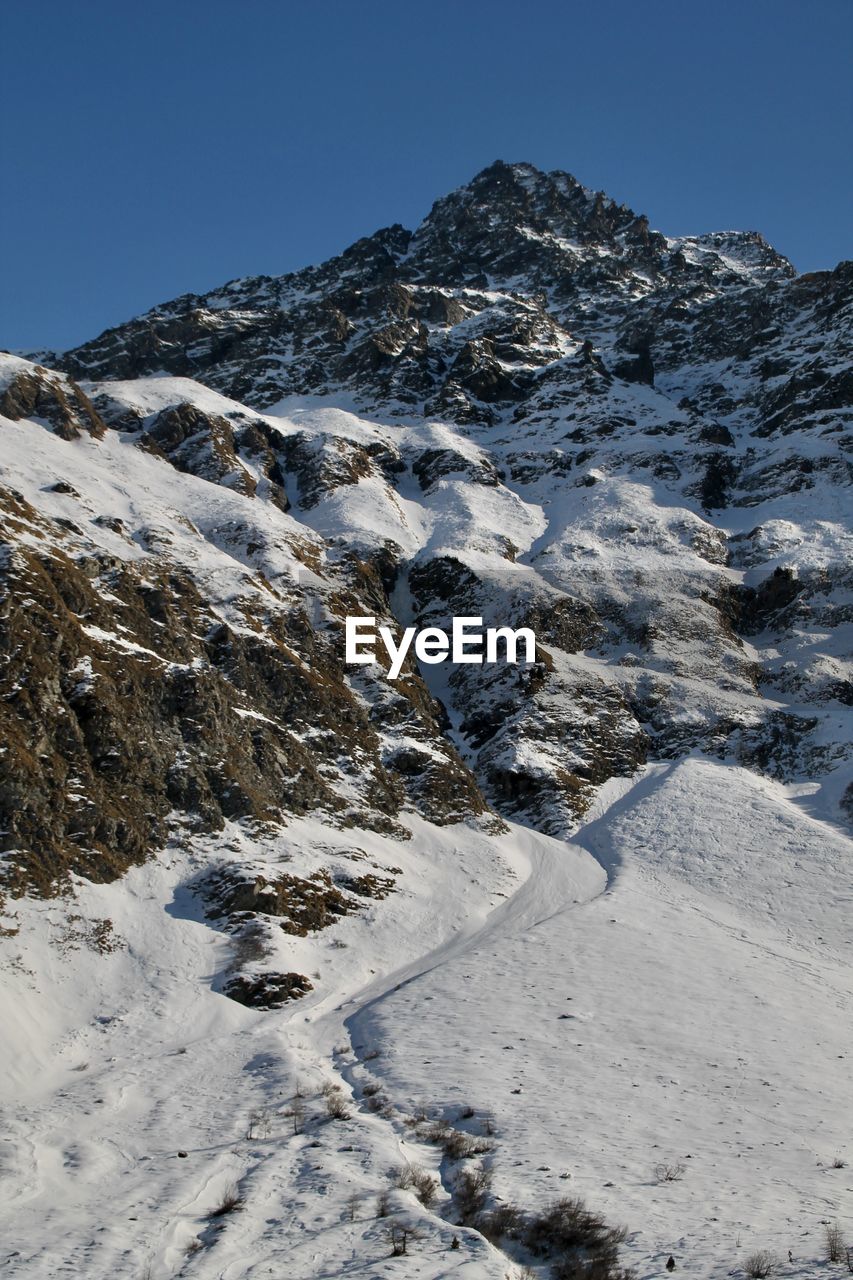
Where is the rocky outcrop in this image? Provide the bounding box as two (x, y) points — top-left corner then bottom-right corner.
(0, 361), (106, 439)
(223, 971), (313, 1008)
(0, 482), (490, 897)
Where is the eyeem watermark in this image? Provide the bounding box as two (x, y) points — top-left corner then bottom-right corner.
(345, 616), (537, 680)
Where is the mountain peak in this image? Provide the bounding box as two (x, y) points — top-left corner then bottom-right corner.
(55, 161), (810, 414)
(399, 159), (662, 289)
(415, 158), (614, 241)
(453, 158), (591, 201)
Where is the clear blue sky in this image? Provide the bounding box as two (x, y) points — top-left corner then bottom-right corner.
(2, 0), (850, 352)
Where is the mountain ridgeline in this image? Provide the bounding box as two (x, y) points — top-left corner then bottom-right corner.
(1, 160), (851, 899)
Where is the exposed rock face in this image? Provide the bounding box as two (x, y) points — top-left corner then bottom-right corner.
(223, 971), (313, 1008)
(2, 159), (851, 901)
(0, 478), (486, 896)
(57, 161), (816, 435)
(207, 866), (356, 935)
(0, 358), (105, 440)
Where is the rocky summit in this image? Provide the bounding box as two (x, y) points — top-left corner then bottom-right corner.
(0, 161), (851, 1280)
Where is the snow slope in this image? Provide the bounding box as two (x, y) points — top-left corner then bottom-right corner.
(1, 761), (850, 1279)
(346, 760), (853, 1279)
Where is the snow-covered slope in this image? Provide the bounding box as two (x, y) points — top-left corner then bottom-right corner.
(1, 765), (849, 1279)
(1, 161), (850, 1278)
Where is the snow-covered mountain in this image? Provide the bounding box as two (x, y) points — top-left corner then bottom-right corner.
(1, 161), (850, 1280)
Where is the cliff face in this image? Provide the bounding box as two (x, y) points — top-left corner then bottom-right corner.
(0, 364), (492, 898)
(2, 161), (851, 899)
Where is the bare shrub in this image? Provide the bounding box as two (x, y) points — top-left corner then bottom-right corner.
(246, 1107), (272, 1140)
(285, 1098), (305, 1134)
(826, 1223), (846, 1264)
(479, 1201), (524, 1241)
(385, 1220), (422, 1256)
(524, 1197), (628, 1279)
(209, 1182), (242, 1218)
(345, 1191), (359, 1222)
(394, 1163), (417, 1190)
(325, 1091), (351, 1120)
(458, 1104), (476, 1120)
(454, 1166), (493, 1223)
(743, 1250), (776, 1278)
(442, 1128), (493, 1160)
(654, 1162), (686, 1183)
(376, 1188), (392, 1218)
(361, 1082), (382, 1097)
(831, 1156), (847, 1169)
(393, 1162), (438, 1207)
(229, 920), (272, 970)
(413, 1169), (439, 1207)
